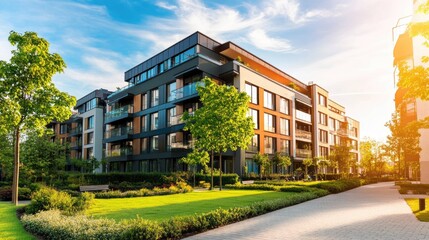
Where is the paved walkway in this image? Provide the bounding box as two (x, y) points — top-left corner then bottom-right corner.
(185, 182), (429, 240)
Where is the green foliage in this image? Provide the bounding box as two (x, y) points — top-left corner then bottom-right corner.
(195, 173), (239, 186)
(94, 182), (193, 199)
(0, 132), (13, 181)
(313, 179), (362, 193)
(183, 77), (254, 189)
(0, 186), (32, 200)
(22, 191), (326, 239)
(25, 187), (94, 215)
(225, 183), (279, 191)
(253, 152), (269, 179)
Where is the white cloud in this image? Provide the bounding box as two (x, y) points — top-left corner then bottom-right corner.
(156, 1), (177, 10)
(248, 29), (293, 52)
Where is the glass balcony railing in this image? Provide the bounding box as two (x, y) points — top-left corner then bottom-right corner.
(70, 141), (82, 148)
(69, 126), (82, 135)
(169, 82), (202, 101)
(105, 105), (133, 121)
(105, 127), (133, 139)
(167, 141), (192, 151)
(296, 129), (312, 141)
(106, 147), (133, 157)
(296, 110), (311, 122)
(296, 148), (312, 158)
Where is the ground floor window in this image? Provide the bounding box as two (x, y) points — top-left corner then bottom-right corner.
(246, 159), (259, 174)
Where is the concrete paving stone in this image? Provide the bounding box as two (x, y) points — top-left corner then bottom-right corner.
(184, 182), (429, 240)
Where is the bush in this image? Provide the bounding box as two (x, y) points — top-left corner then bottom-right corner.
(0, 186), (32, 201)
(313, 179), (362, 193)
(25, 187), (94, 215)
(195, 173), (239, 186)
(225, 183), (278, 191)
(94, 182), (193, 199)
(22, 191), (327, 240)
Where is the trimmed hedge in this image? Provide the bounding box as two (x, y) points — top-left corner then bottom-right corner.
(194, 173), (239, 186)
(22, 191), (327, 240)
(95, 182), (193, 199)
(0, 186), (32, 201)
(225, 184), (278, 191)
(397, 183), (429, 194)
(313, 179), (362, 193)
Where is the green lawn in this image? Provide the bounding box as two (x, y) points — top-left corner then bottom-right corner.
(405, 198), (429, 221)
(88, 190), (294, 221)
(0, 202), (34, 240)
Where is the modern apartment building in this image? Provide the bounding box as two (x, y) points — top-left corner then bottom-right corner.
(48, 89), (112, 173)
(105, 32), (360, 175)
(393, 0), (429, 182)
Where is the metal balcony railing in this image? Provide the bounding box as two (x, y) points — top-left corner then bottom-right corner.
(296, 148), (312, 158)
(296, 129), (312, 140)
(69, 126), (82, 135)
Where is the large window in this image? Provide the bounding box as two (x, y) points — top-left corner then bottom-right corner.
(151, 112), (159, 130)
(85, 98), (97, 111)
(141, 93), (148, 110)
(318, 94), (327, 107)
(173, 47), (196, 66)
(329, 117), (335, 130)
(147, 66), (157, 79)
(151, 88), (159, 107)
(247, 134), (259, 152)
(167, 107), (177, 126)
(279, 97), (289, 115)
(319, 146), (329, 158)
(280, 118), (290, 135)
(279, 139), (290, 155)
(318, 112), (327, 126)
(86, 132), (94, 144)
(319, 129), (328, 143)
(167, 82), (176, 102)
(141, 138), (148, 153)
(245, 83), (258, 104)
(86, 147), (93, 159)
(141, 116), (147, 132)
(167, 133), (177, 150)
(87, 116), (94, 129)
(264, 113), (275, 132)
(264, 136), (275, 154)
(60, 124), (68, 134)
(151, 136), (159, 152)
(247, 108), (259, 129)
(264, 91), (275, 110)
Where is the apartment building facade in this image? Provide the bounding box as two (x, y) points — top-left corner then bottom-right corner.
(393, 0), (429, 182)
(48, 89), (111, 173)
(105, 32), (360, 176)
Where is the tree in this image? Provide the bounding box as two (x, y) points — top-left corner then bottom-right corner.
(302, 157), (313, 180)
(329, 144), (352, 178)
(0, 132), (14, 181)
(183, 77), (254, 190)
(272, 152), (291, 174)
(179, 148), (209, 187)
(20, 131), (66, 185)
(253, 152), (269, 179)
(0, 31), (76, 205)
(316, 157), (330, 180)
(359, 138), (389, 179)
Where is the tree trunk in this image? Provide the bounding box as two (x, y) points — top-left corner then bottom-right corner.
(210, 150), (214, 190)
(12, 128), (20, 205)
(219, 152), (222, 191)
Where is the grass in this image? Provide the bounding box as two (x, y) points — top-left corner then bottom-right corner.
(87, 190), (295, 221)
(405, 198), (429, 221)
(0, 202), (34, 240)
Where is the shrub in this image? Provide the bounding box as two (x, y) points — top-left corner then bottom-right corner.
(313, 179), (362, 193)
(25, 187), (94, 215)
(0, 186), (32, 201)
(94, 182), (193, 199)
(195, 173), (239, 186)
(123, 218), (163, 240)
(225, 183), (278, 191)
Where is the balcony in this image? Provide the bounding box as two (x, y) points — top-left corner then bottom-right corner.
(296, 148), (312, 158)
(69, 126), (82, 136)
(106, 147), (133, 159)
(105, 105), (134, 124)
(70, 140), (82, 150)
(296, 110), (311, 123)
(296, 129), (312, 141)
(104, 127), (133, 143)
(169, 82), (202, 102)
(168, 114), (185, 126)
(167, 141), (193, 151)
(246, 144), (259, 153)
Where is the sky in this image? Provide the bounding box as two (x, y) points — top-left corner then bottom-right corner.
(0, 0), (414, 141)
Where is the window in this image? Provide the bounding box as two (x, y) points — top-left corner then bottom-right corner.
(159, 59), (171, 73)
(141, 116), (147, 132)
(329, 117), (335, 130)
(318, 94), (327, 107)
(280, 118), (290, 135)
(318, 112), (327, 126)
(264, 91), (275, 110)
(86, 98), (96, 111)
(151, 88), (159, 107)
(87, 132), (94, 144)
(141, 93), (148, 110)
(151, 136), (159, 151)
(245, 83), (258, 104)
(319, 146), (329, 158)
(141, 138), (148, 153)
(247, 134), (259, 152)
(167, 82), (176, 102)
(280, 97), (289, 115)
(247, 108), (259, 129)
(279, 139), (290, 155)
(147, 66), (157, 79)
(167, 133), (177, 150)
(87, 116), (94, 129)
(173, 47), (196, 66)
(60, 124), (68, 134)
(264, 136), (275, 154)
(141, 72), (147, 82)
(264, 113), (275, 132)
(86, 147), (93, 159)
(319, 129), (328, 143)
(329, 133), (335, 145)
(151, 112), (159, 130)
(246, 159), (259, 174)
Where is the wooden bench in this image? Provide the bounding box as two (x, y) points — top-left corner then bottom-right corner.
(242, 180), (254, 185)
(79, 185), (109, 192)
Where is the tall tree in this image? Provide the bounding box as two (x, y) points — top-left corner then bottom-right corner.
(0, 132), (14, 181)
(179, 148), (209, 187)
(183, 77), (254, 190)
(272, 152), (291, 174)
(0, 31), (75, 205)
(253, 152), (269, 180)
(329, 143), (352, 178)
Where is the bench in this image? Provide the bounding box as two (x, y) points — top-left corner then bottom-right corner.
(79, 185), (109, 192)
(242, 180), (254, 185)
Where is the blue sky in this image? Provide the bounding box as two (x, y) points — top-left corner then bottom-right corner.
(0, 0), (413, 141)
